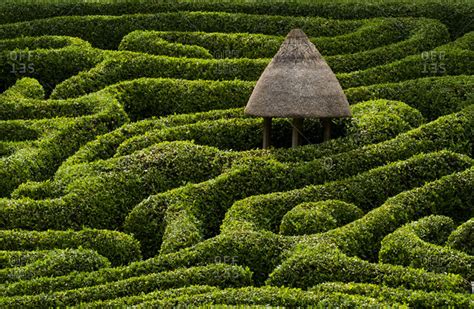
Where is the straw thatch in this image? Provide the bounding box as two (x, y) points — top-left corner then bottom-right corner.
(244, 29), (351, 118)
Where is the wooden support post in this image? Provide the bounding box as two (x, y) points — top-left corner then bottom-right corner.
(292, 118), (303, 148)
(322, 118), (331, 141)
(263, 117), (272, 149)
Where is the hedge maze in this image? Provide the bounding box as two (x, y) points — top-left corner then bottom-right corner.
(0, 0), (473, 307)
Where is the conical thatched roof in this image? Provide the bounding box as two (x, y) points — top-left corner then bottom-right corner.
(245, 29), (351, 118)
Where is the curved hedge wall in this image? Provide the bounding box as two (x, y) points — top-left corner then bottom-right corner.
(0, 229), (141, 266)
(379, 215), (473, 280)
(447, 218), (474, 256)
(0, 1), (472, 306)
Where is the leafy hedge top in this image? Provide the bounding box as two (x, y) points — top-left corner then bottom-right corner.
(0, 1), (472, 306)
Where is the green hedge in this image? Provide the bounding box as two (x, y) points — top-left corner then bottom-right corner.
(0, 0), (470, 38)
(222, 151), (472, 236)
(120, 30), (283, 59)
(114, 116), (331, 155)
(379, 215), (474, 280)
(0, 264), (252, 308)
(0, 45), (104, 94)
(52, 40), (471, 100)
(114, 118), (262, 154)
(258, 99), (425, 163)
(0, 120), (38, 141)
(127, 105), (473, 257)
(53, 108), (245, 171)
(119, 32), (213, 59)
(0, 228), (141, 266)
(3, 99), (421, 230)
(447, 218), (474, 255)
(1, 141), (229, 230)
(115, 99), (423, 156)
(135, 286), (393, 308)
(50, 52), (268, 99)
(0, 94), (128, 197)
(84, 285), (220, 308)
(0, 250), (49, 268)
(118, 17), (438, 63)
(101, 78), (254, 121)
(279, 200), (364, 236)
(0, 248), (110, 284)
(324, 18), (449, 73)
(311, 282), (474, 308)
(0, 92), (109, 121)
(0, 12), (360, 50)
(345, 75), (474, 120)
(0, 230), (288, 296)
(338, 46), (474, 88)
(0, 77), (44, 100)
(315, 166), (474, 261)
(0, 35), (90, 51)
(266, 242), (470, 292)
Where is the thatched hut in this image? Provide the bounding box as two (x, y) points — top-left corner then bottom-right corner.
(244, 28), (351, 148)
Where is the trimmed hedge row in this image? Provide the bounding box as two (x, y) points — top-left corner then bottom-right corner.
(0, 0), (471, 38)
(313, 166), (474, 262)
(0, 45), (104, 94)
(134, 286), (393, 308)
(0, 77), (44, 100)
(0, 94), (128, 197)
(0, 229), (289, 296)
(84, 285), (220, 308)
(0, 12), (361, 50)
(311, 282), (474, 308)
(0, 92), (110, 121)
(115, 118), (262, 154)
(0, 250), (49, 269)
(222, 151), (473, 235)
(55, 108), (245, 171)
(338, 44), (474, 88)
(279, 200), (364, 236)
(345, 75), (474, 120)
(119, 32), (213, 59)
(52, 40), (471, 100)
(0, 264), (252, 308)
(116, 99), (423, 156)
(266, 242), (470, 292)
(119, 17), (439, 64)
(0, 35), (90, 51)
(0, 120), (38, 141)
(1, 141), (229, 230)
(102, 74), (436, 125)
(447, 218), (474, 256)
(4, 99), (420, 229)
(120, 30), (282, 59)
(379, 215), (474, 280)
(56, 97), (421, 172)
(446, 31), (474, 51)
(0, 248), (110, 284)
(50, 52), (268, 99)
(53, 73), (470, 131)
(0, 229), (141, 266)
(325, 18), (449, 73)
(102, 78), (254, 121)
(128, 104), (473, 257)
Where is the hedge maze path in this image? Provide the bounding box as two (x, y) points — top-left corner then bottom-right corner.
(0, 1), (473, 307)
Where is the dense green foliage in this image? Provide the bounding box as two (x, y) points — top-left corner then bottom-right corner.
(0, 0), (472, 306)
